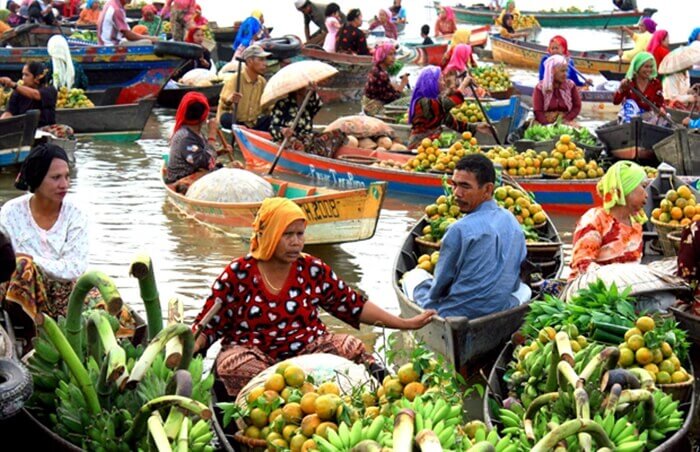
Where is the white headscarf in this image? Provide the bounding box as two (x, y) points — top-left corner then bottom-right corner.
(47, 35), (75, 89)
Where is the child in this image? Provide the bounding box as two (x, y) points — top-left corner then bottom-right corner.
(421, 24), (434, 45)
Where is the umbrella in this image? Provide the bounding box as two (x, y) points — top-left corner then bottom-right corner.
(260, 60), (338, 107)
(659, 43), (700, 75)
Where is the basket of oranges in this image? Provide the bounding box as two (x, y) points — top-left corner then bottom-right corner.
(650, 184), (699, 257)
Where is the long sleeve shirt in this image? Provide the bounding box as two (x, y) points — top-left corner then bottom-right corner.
(165, 126), (216, 183)
(409, 91), (477, 139)
(269, 92), (322, 142)
(621, 32), (652, 62)
(413, 200), (527, 319)
(532, 81), (582, 124)
(364, 65), (402, 104)
(613, 77), (664, 111)
(689, 117), (700, 129)
(0, 193), (89, 281)
(194, 254), (367, 359)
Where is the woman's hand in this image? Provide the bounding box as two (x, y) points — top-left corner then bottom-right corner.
(402, 310), (437, 329)
(683, 117), (691, 127)
(0, 77), (13, 88)
(282, 127), (294, 138)
(619, 78), (632, 91)
(474, 122), (493, 135)
(193, 334), (207, 354)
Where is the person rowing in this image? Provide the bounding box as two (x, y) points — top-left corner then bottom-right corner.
(192, 197), (435, 397)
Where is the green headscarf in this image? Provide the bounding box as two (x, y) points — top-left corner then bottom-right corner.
(597, 161), (647, 224)
(0, 9), (9, 21)
(625, 51), (657, 80)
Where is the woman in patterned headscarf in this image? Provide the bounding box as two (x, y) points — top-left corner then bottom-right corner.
(533, 54), (581, 125)
(192, 197), (435, 396)
(569, 161), (648, 280)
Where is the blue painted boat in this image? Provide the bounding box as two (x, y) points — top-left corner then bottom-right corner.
(0, 110), (39, 167)
(0, 42), (199, 104)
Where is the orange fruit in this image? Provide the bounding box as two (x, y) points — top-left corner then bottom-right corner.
(301, 439), (317, 452)
(397, 363), (420, 384)
(666, 189), (679, 202)
(651, 208), (662, 220)
(681, 218), (691, 226)
(300, 392), (319, 414)
(635, 347), (653, 365)
(670, 207), (683, 220)
(249, 407), (269, 428)
(403, 382), (426, 401)
(315, 422), (338, 439)
(636, 316), (655, 332)
(684, 205), (696, 218)
(626, 334), (645, 351)
(300, 413), (321, 436)
(678, 185), (692, 199)
(282, 402), (304, 425)
(560, 134), (571, 144)
(247, 386), (265, 404)
(314, 394), (341, 420)
(290, 434), (308, 452)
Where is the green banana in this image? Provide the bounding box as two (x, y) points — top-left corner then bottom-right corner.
(365, 415), (384, 441)
(349, 419), (362, 447)
(327, 426), (344, 450)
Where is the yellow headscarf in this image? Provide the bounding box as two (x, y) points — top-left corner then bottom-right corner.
(251, 9), (263, 20)
(250, 198), (307, 260)
(449, 28), (471, 51)
(596, 161), (648, 224)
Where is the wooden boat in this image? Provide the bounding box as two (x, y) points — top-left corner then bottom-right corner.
(378, 95), (530, 146)
(233, 126), (601, 215)
(483, 341), (695, 450)
(0, 42), (200, 104)
(56, 99), (155, 140)
(668, 107), (700, 124)
(653, 128), (700, 176)
(403, 25), (491, 66)
(162, 171), (387, 246)
(512, 80), (615, 103)
(596, 116), (674, 163)
(491, 34), (631, 75)
(156, 82), (223, 109)
(601, 69), (700, 87)
(0, 111), (40, 167)
(436, 1), (656, 28)
(391, 207), (563, 372)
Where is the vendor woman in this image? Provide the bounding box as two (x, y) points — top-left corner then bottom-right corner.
(0, 62), (56, 127)
(613, 51), (665, 124)
(678, 221), (700, 314)
(569, 161), (648, 280)
(192, 197), (435, 396)
(533, 54), (582, 125)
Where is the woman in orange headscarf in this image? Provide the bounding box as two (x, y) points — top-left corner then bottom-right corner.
(192, 197), (435, 397)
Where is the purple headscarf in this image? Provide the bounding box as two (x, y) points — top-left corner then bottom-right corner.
(409, 66), (441, 122)
(641, 18), (657, 33)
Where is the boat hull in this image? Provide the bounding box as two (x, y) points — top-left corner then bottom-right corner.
(156, 83), (223, 109)
(653, 128), (700, 176)
(0, 44), (192, 104)
(0, 111), (39, 167)
(56, 99), (155, 140)
(163, 173), (387, 246)
(439, 1), (651, 28)
(669, 307), (700, 348)
(491, 35), (629, 75)
(596, 117), (673, 163)
(233, 126), (600, 215)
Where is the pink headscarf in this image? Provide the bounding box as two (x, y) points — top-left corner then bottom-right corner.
(379, 8), (393, 23)
(373, 41), (395, 65)
(647, 29), (668, 53)
(444, 44), (473, 74)
(540, 54), (573, 111)
(443, 6), (455, 22)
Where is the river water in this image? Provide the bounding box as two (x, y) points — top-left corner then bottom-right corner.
(0, 0), (697, 391)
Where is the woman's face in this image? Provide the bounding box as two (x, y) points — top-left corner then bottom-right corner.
(352, 14), (362, 27)
(438, 74), (446, 92)
(625, 182), (648, 213)
(378, 10), (388, 23)
(549, 40), (563, 55)
(554, 64), (568, 83)
(507, 2), (515, 11)
(36, 158), (70, 203)
(144, 10), (154, 21)
(439, 8), (446, 19)
(192, 29), (204, 44)
(21, 65), (38, 88)
(504, 15), (513, 26)
(383, 48), (396, 66)
(662, 35), (670, 47)
(638, 60), (654, 79)
(272, 219), (306, 263)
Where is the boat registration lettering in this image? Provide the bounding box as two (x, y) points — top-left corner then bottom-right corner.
(307, 165), (366, 189)
(303, 200), (340, 221)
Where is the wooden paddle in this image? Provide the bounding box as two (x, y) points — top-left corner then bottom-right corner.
(192, 299), (222, 340)
(267, 89), (314, 175)
(629, 85), (678, 127)
(618, 29), (624, 73)
(463, 74), (502, 145)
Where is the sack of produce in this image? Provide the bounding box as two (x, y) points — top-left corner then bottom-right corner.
(179, 68), (217, 86)
(186, 168), (274, 203)
(324, 115), (395, 139)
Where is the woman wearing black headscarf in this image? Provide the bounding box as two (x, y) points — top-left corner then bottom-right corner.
(0, 144), (88, 320)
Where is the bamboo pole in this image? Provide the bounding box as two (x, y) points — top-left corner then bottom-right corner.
(129, 253), (163, 340)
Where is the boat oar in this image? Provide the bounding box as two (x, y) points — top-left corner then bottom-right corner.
(618, 29), (624, 73)
(215, 128), (235, 163)
(267, 89), (314, 175)
(464, 76), (501, 145)
(629, 86), (678, 127)
(192, 299), (222, 341)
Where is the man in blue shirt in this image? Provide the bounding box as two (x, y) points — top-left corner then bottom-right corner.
(409, 154), (529, 319)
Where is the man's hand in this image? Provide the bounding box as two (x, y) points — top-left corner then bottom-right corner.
(227, 92), (242, 104)
(402, 310), (437, 329)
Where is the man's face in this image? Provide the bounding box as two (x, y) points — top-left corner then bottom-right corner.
(449, 170), (493, 214)
(247, 56), (267, 75)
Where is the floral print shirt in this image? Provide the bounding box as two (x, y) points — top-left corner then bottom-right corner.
(364, 65), (402, 104)
(194, 254), (367, 360)
(335, 24), (370, 55)
(269, 92), (322, 143)
(569, 207), (643, 280)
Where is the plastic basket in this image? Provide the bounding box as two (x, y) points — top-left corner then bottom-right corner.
(650, 218), (686, 257)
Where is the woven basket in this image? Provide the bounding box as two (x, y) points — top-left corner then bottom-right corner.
(658, 376), (693, 402)
(232, 432), (267, 452)
(651, 218), (686, 257)
(668, 230), (683, 253)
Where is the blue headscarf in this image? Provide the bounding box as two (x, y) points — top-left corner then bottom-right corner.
(86, 0), (95, 8)
(689, 27), (700, 45)
(409, 66), (442, 122)
(233, 16), (262, 50)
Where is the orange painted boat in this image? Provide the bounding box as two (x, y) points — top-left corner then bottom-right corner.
(491, 34), (629, 75)
(163, 171), (387, 245)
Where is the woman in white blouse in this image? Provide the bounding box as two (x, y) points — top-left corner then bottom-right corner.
(0, 143), (88, 320)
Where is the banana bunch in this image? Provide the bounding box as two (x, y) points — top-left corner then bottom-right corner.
(514, 15), (540, 30)
(57, 86), (95, 109)
(69, 30), (98, 42)
(400, 396), (462, 448)
(594, 413), (647, 452)
(462, 421), (519, 452)
(633, 391), (684, 445)
(313, 415), (389, 452)
(0, 88), (11, 109)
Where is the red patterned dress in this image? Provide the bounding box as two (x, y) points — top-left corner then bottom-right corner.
(569, 207), (643, 280)
(678, 221), (700, 311)
(195, 254), (372, 396)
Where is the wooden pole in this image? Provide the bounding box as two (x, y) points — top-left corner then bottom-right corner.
(267, 89), (314, 175)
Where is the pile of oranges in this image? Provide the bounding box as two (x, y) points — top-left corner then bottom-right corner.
(651, 185), (699, 227)
(404, 133), (478, 173)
